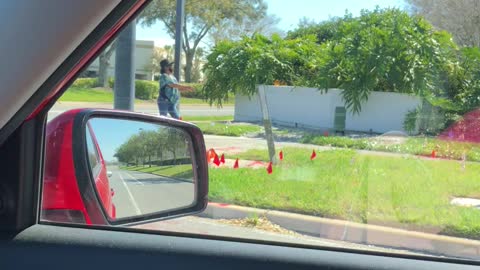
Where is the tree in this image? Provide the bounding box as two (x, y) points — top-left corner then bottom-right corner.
(203, 34), (322, 106)
(139, 0), (267, 82)
(208, 13), (283, 45)
(204, 8), (459, 115)
(191, 47), (205, 82)
(97, 40), (117, 88)
(287, 16), (346, 44)
(138, 130), (159, 167)
(407, 0), (480, 47)
(291, 8), (458, 113)
(145, 45), (175, 78)
(114, 134), (144, 165)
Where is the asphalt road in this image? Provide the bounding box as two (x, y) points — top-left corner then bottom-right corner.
(106, 166), (195, 219)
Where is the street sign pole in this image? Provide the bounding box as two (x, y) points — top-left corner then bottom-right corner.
(174, 0), (185, 81)
(258, 85), (277, 164)
(114, 20), (136, 111)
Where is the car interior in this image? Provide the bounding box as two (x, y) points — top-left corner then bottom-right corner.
(1, 1), (479, 269)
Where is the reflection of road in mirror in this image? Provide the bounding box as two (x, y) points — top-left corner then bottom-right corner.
(86, 117), (196, 220)
(106, 165), (195, 219)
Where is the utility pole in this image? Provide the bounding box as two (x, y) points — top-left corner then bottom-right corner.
(114, 20), (136, 111)
(258, 85), (276, 163)
(174, 0), (185, 81)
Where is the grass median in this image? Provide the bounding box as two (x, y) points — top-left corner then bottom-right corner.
(194, 122), (262, 137)
(302, 134), (480, 162)
(121, 164), (194, 180)
(183, 115), (234, 122)
(59, 87), (233, 105)
(209, 147), (480, 239)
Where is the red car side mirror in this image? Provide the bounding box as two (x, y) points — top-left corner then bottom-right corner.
(42, 109), (208, 226)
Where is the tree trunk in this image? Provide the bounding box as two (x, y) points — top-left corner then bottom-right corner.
(97, 52), (109, 88)
(184, 50), (195, 83)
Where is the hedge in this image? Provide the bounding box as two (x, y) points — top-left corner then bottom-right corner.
(180, 83), (205, 99)
(109, 79), (158, 100)
(72, 78), (98, 89)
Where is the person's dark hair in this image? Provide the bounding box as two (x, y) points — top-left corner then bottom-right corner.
(160, 59), (173, 74)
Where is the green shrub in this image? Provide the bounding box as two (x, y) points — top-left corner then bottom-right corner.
(108, 77), (114, 88)
(135, 80), (158, 100)
(109, 79), (158, 100)
(181, 83), (204, 99)
(72, 78), (98, 89)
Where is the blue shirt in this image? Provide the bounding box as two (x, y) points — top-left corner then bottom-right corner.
(159, 73), (180, 104)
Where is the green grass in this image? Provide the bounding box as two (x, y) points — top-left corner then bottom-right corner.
(121, 164), (194, 180)
(59, 87), (114, 102)
(59, 87), (234, 105)
(301, 134), (480, 162)
(183, 115), (234, 122)
(195, 122), (262, 137)
(209, 147), (480, 239)
(181, 98), (234, 105)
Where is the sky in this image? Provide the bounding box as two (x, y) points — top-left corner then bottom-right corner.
(89, 118), (159, 162)
(136, 0), (406, 47)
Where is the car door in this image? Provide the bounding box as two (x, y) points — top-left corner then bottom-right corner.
(0, 1), (479, 270)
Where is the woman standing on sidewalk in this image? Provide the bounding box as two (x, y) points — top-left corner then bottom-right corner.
(158, 59), (193, 119)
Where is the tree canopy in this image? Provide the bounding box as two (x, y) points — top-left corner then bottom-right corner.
(407, 0), (480, 48)
(202, 34), (322, 106)
(203, 8), (459, 114)
(114, 128), (189, 166)
(139, 0), (268, 82)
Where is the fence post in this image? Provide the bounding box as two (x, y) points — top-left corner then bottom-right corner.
(258, 85), (277, 164)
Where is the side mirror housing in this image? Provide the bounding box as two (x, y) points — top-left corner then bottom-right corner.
(42, 109), (208, 226)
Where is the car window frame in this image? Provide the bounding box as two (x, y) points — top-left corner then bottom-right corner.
(1, 0), (479, 268)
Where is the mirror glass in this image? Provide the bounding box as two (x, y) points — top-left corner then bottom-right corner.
(86, 117), (196, 220)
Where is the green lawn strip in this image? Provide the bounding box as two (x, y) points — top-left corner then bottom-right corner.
(184, 115), (234, 122)
(181, 98), (234, 105)
(59, 87), (234, 105)
(59, 87), (114, 102)
(122, 164), (194, 180)
(195, 122), (262, 137)
(210, 147), (480, 239)
(301, 134), (480, 162)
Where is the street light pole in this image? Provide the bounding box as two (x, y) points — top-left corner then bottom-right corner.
(114, 20), (136, 111)
(174, 0), (185, 81)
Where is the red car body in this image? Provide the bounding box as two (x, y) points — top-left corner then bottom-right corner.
(42, 109), (115, 224)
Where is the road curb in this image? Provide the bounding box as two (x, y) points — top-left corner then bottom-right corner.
(199, 203), (480, 259)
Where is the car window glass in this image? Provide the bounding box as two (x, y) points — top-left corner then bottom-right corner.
(41, 0), (480, 262)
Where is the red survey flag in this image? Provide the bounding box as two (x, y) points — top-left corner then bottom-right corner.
(431, 150), (436, 158)
(233, 158), (239, 169)
(213, 154), (221, 166)
(311, 150), (317, 160)
(267, 162), (273, 174)
(220, 153), (225, 164)
(279, 151), (284, 161)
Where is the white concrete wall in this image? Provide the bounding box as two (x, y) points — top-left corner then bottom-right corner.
(234, 86), (422, 133)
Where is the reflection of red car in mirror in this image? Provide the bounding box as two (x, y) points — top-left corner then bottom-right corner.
(42, 110), (115, 225)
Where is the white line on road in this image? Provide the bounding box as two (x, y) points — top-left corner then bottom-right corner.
(118, 173), (142, 215)
(124, 172), (144, 186)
